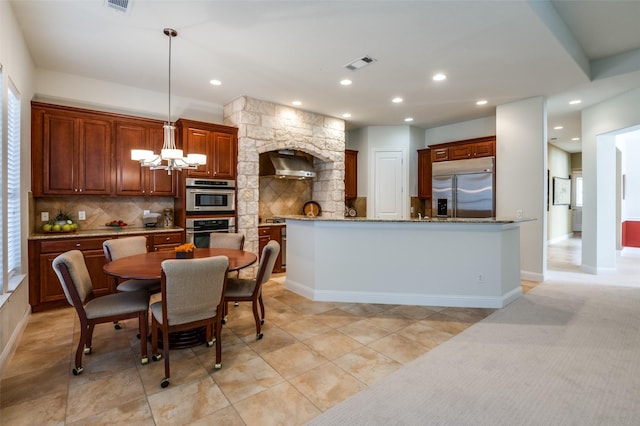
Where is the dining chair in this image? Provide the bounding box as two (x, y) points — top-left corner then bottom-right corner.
(103, 236), (161, 294)
(151, 256), (229, 388)
(209, 232), (245, 250)
(51, 250), (149, 376)
(209, 232), (245, 283)
(224, 240), (280, 340)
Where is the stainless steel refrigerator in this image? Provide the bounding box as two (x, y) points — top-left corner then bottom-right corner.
(432, 157), (495, 218)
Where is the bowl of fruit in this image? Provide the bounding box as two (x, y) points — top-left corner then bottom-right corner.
(42, 210), (79, 233)
(106, 219), (128, 228)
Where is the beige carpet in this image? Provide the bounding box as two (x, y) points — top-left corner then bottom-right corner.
(308, 283), (640, 425)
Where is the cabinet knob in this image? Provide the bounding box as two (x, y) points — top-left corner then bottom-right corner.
(76, 243), (81, 247)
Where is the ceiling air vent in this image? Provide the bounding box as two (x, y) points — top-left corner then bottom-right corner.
(344, 55), (377, 71)
(104, 0), (133, 14)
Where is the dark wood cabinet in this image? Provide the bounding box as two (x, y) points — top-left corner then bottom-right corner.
(431, 136), (495, 163)
(177, 119), (238, 179)
(417, 148), (432, 199)
(151, 232), (184, 251)
(258, 225), (285, 273)
(115, 120), (176, 196)
(449, 139), (495, 160)
(29, 237), (113, 312)
(345, 149), (358, 200)
(32, 103), (114, 196)
(431, 147), (449, 162)
(28, 230), (185, 312)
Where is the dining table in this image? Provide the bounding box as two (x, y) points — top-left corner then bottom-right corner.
(103, 247), (258, 281)
(103, 247), (258, 349)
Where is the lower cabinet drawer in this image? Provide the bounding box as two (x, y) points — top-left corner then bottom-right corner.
(39, 237), (106, 253)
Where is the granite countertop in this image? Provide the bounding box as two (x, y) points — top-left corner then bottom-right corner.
(29, 226), (184, 240)
(281, 215), (534, 224)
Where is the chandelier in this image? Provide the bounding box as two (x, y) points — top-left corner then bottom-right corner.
(131, 28), (206, 174)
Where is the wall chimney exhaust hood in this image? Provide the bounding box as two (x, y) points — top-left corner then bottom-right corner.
(260, 151), (316, 179)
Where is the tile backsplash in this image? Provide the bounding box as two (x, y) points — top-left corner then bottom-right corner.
(259, 177), (311, 221)
(33, 196), (174, 232)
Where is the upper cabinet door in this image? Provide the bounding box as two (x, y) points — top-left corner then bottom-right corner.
(39, 110), (112, 195)
(115, 122), (147, 195)
(212, 132), (236, 179)
(185, 128), (212, 178)
(42, 113), (76, 195)
(77, 118), (113, 194)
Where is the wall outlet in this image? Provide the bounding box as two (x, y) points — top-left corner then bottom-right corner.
(78, 211), (86, 220)
(516, 209), (523, 219)
(41, 211), (49, 222)
(143, 209), (150, 215)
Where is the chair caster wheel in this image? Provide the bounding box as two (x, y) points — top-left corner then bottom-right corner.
(136, 333), (141, 339)
(161, 378), (170, 388)
(234, 302), (239, 307)
(141, 357), (149, 365)
(72, 367), (84, 376)
(114, 323), (122, 330)
(261, 320), (265, 325)
(257, 333), (263, 340)
(221, 316), (227, 325)
(83, 347), (92, 355)
(206, 338), (215, 347)
(152, 354), (162, 362)
(214, 363), (222, 369)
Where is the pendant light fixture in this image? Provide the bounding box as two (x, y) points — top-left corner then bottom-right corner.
(131, 28), (206, 174)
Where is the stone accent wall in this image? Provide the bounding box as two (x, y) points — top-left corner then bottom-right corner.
(223, 96), (346, 258)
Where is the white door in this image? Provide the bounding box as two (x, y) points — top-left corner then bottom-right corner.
(572, 171), (582, 232)
(373, 150), (404, 219)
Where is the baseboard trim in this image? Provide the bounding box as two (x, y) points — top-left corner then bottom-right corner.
(285, 279), (520, 308)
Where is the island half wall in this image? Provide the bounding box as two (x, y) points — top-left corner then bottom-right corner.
(285, 217), (526, 308)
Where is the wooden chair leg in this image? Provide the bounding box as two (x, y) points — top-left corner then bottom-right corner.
(161, 326), (170, 387)
(259, 294), (265, 324)
(139, 312), (149, 364)
(74, 325), (89, 374)
(252, 301), (263, 340)
(214, 318), (222, 369)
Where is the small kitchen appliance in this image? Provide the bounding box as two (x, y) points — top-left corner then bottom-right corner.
(185, 178), (235, 214)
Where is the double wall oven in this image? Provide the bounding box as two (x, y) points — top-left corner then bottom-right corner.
(184, 178), (236, 248)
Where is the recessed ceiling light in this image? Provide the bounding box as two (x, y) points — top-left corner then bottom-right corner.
(209, 79), (222, 86)
(342, 113), (351, 118)
(553, 126), (563, 130)
(432, 73), (447, 81)
(572, 137), (580, 141)
(476, 100), (488, 106)
(404, 117), (413, 122)
(569, 99), (582, 105)
(292, 100), (302, 106)
(340, 79), (352, 86)
(392, 97), (403, 103)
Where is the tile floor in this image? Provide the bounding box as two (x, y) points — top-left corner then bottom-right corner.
(2, 272), (544, 425)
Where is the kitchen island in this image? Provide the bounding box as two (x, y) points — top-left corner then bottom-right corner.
(285, 216), (531, 308)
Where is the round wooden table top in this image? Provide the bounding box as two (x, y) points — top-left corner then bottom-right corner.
(103, 248), (258, 280)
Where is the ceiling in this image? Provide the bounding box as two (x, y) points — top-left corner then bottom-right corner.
(10, 1), (640, 154)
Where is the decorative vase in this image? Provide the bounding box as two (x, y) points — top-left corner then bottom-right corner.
(175, 251), (194, 259)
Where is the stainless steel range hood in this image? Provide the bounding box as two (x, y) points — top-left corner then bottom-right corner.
(261, 151), (316, 179)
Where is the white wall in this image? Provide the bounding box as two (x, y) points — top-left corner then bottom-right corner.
(425, 116), (496, 145)
(616, 130), (640, 220)
(34, 69), (223, 124)
(582, 87), (640, 273)
(0, 0), (35, 375)
(547, 144), (572, 242)
(496, 97), (547, 281)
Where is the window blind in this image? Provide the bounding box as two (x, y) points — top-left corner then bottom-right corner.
(7, 85), (21, 278)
